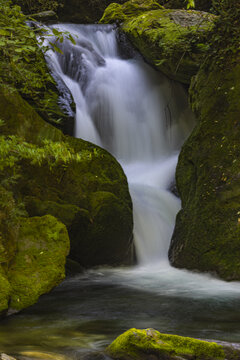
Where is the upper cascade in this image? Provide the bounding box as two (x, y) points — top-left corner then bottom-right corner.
(45, 24), (194, 263)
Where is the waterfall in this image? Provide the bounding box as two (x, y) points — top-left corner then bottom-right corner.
(45, 24), (194, 265)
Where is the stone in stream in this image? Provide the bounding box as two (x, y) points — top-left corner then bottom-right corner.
(106, 328), (240, 360)
(0, 354), (17, 360)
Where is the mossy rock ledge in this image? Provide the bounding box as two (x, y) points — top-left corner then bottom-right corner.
(100, 0), (215, 84)
(106, 328), (240, 360)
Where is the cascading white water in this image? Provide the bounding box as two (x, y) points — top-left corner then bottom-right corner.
(46, 24), (194, 265)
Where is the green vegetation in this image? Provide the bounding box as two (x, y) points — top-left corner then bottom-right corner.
(107, 328), (226, 360)
(0, 0), (71, 128)
(12, 0), (63, 13)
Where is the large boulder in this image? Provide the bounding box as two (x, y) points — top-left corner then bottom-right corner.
(106, 328), (240, 360)
(169, 1), (240, 281)
(169, 63), (240, 281)
(0, 186), (69, 315)
(0, 85), (133, 269)
(100, 0), (215, 84)
(8, 215), (69, 311)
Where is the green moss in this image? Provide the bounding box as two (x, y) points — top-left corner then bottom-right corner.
(8, 215), (69, 310)
(107, 328), (225, 360)
(169, 62), (240, 280)
(100, 0), (163, 23)
(101, 0), (215, 84)
(25, 198), (82, 227)
(0, 85), (62, 144)
(0, 270), (11, 315)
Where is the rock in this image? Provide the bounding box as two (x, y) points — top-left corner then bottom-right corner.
(30, 10), (58, 22)
(169, 61), (240, 281)
(169, 1), (240, 280)
(14, 0), (128, 23)
(8, 215), (69, 310)
(57, 0), (127, 23)
(100, 0), (215, 84)
(65, 258), (84, 276)
(19, 351), (67, 360)
(0, 184), (69, 313)
(69, 191), (133, 267)
(0, 186), (19, 316)
(106, 328), (231, 360)
(0, 354), (17, 360)
(0, 85), (133, 267)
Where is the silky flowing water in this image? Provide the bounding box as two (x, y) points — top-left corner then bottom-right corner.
(1, 24), (240, 359)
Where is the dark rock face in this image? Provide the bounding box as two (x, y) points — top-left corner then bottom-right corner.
(58, 0), (128, 23)
(169, 62), (240, 281)
(163, 0), (213, 12)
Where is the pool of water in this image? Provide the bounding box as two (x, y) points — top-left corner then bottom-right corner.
(1, 265), (240, 359)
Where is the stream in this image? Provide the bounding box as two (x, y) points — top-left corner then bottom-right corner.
(0, 24), (239, 360)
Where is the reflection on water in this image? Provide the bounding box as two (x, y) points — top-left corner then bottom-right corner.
(0, 266), (240, 358)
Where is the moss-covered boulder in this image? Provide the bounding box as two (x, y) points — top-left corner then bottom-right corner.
(106, 328), (240, 360)
(169, 62), (240, 281)
(0, 186), (19, 316)
(9, 215), (69, 310)
(0, 185), (69, 314)
(0, 85), (133, 269)
(169, 1), (240, 281)
(100, 0), (215, 84)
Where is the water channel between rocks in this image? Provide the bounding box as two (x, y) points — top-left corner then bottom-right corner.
(0, 24), (240, 360)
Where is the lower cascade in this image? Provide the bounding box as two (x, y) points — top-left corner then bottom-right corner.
(46, 23), (194, 264)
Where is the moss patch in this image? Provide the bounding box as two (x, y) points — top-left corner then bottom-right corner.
(8, 215), (69, 310)
(106, 328), (225, 360)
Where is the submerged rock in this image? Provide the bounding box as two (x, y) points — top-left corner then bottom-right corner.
(105, 328), (240, 360)
(0, 354), (17, 360)
(100, 0), (215, 84)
